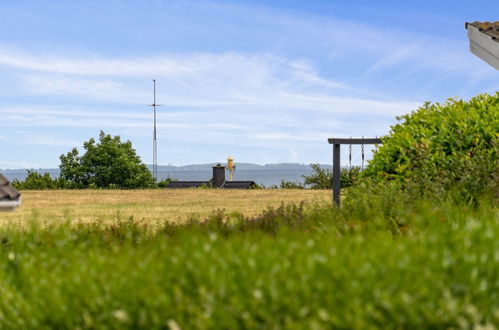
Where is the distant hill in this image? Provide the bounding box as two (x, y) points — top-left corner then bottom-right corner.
(0, 168), (61, 181)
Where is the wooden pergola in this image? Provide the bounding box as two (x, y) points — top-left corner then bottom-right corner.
(328, 137), (382, 206)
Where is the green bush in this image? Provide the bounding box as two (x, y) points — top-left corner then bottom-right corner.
(340, 166), (361, 188)
(157, 177), (178, 188)
(11, 170), (71, 190)
(279, 180), (305, 189)
(303, 164), (331, 189)
(303, 164), (361, 189)
(364, 93), (499, 202)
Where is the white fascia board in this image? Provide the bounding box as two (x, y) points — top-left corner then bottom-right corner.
(467, 24), (499, 70)
(0, 197), (22, 212)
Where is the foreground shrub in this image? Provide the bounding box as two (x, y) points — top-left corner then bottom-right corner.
(0, 196), (497, 328)
(364, 93), (499, 202)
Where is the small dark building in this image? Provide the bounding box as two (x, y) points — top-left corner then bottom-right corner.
(222, 181), (256, 189)
(166, 181), (210, 189)
(0, 173), (21, 211)
(166, 164), (256, 189)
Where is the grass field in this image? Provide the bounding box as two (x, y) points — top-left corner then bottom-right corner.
(0, 195), (497, 328)
(1, 189), (331, 224)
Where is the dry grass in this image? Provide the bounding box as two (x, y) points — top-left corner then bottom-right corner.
(1, 189), (331, 224)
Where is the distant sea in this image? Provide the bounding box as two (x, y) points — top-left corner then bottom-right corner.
(156, 169), (313, 186)
(1, 163), (332, 187)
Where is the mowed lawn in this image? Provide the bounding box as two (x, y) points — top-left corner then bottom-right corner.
(2, 189), (331, 224)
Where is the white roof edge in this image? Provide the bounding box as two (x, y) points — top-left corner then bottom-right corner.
(467, 24), (499, 70)
(0, 196), (22, 212)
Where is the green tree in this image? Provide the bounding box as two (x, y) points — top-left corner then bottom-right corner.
(279, 180), (304, 189)
(302, 164), (361, 189)
(59, 131), (154, 189)
(303, 164), (332, 189)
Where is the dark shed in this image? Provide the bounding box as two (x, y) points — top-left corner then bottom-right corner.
(222, 181), (256, 189)
(166, 181), (210, 189)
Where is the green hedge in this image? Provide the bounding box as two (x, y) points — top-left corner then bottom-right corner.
(365, 93), (499, 202)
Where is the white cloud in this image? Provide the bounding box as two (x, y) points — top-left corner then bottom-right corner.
(21, 75), (126, 97)
(0, 49), (189, 76)
(0, 47), (421, 119)
(1, 50), (363, 105)
(24, 134), (80, 147)
(192, 1), (496, 78)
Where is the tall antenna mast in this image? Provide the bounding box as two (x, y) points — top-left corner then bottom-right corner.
(149, 79), (161, 182)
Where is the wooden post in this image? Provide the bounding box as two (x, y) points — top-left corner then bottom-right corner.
(332, 143), (341, 206)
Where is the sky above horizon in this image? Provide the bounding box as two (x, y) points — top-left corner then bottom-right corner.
(1, 0), (498, 169)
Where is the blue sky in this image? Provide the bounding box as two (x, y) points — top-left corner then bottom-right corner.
(0, 0), (497, 168)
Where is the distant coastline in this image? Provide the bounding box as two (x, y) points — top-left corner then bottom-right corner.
(1, 163), (333, 186)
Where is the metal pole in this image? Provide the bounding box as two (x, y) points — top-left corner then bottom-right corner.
(333, 143), (341, 206)
(153, 79), (157, 182)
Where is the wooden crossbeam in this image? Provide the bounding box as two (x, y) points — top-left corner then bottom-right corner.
(328, 138), (382, 145)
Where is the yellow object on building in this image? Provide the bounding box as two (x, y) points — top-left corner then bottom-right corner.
(227, 156), (235, 181)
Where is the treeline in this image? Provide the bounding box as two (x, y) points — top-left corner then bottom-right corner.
(11, 170), (175, 190)
(12, 165), (358, 190)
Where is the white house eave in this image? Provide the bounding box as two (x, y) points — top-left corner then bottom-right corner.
(0, 197), (22, 212)
(466, 24), (499, 70)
